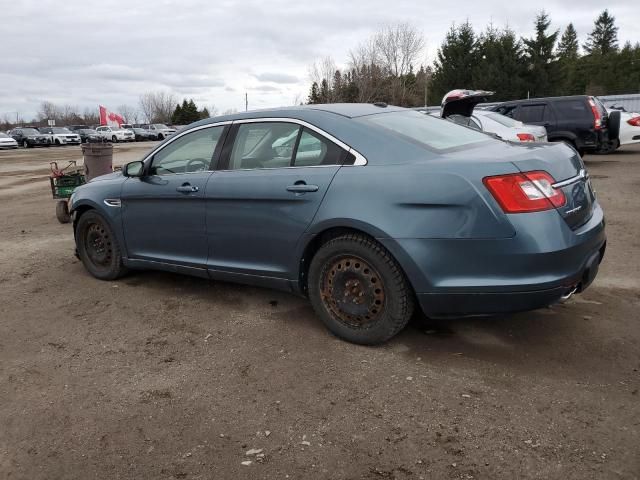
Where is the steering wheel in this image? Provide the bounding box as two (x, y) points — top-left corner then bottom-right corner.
(185, 158), (208, 172)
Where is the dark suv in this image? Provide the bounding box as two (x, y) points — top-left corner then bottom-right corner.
(491, 95), (619, 156)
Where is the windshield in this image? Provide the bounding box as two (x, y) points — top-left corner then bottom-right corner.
(153, 124), (169, 129)
(22, 128), (40, 135)
(80, 129), (97, 134)
(482, 112), (521, 128)
(0, 132), (8, 138)
(51, 127), (72, 134)
(359, 110), (491, 151)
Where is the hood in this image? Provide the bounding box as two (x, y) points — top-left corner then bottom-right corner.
(441, 89), (494, 118)
(88, 171), (123, 183)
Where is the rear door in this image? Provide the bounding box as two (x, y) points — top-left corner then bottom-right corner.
(205, 120), (346, 278)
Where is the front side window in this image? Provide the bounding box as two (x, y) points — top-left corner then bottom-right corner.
(360, 111), (490, 151)
(228, 122), (300, 170)
(150, 126), (223, 175)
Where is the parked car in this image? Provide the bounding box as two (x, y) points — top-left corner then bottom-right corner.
(95, 125), (135, 143)
(39, 126), (82, 146)
(435, 90), (548, 142)
(69, 104), (605, 345)
(129, 127), (154, 141)
(67, 125), (89, 132)
(140, 123), (176, 140)
(491, 95), (619, 156)
(9, 127), (51, 148)
(597, 109), (640, 153)
(76, 129), (102, 143)
(0, 132), (19, 149)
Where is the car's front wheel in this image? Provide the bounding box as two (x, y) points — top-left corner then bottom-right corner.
(308, 233), (414, 345)
(76, 211), (127, 280)
(22, 140), (30, 148)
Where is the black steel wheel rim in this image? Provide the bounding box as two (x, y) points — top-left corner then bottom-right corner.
(320, 255), (385, 328)
(84, 222), (112, 267)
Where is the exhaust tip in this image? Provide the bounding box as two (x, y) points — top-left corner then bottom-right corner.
(559, 285), (578, 303)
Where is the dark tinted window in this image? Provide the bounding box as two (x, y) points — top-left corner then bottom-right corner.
(555, 99), (589, 120)
(293, 128), (345, 166)
(517, 104), (546, 123)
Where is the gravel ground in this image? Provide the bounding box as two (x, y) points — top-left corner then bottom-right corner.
(0, 142), (639, 480)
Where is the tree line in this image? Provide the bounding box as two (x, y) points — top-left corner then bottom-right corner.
(307, 10), (640, 107)
(1, 92), (215, 131)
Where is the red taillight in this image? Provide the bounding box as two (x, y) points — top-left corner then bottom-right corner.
(516, 133), (535, 142)
(483, 171), (566, 213)
(627, 116), (640, 127)
(588, 97), (602, 130)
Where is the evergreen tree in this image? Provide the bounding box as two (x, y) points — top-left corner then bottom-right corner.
(171, 103), (183, 124)
(307, 82), (320, 104)
(557, 23), (579, 60)
(584, 10), (618, 55)
(200, 107), (210, 119)
(522, 11), (559, 97)
(557, 23), (583, 95)
(319, 79), (330, 103)
(431, 22), (478, 102)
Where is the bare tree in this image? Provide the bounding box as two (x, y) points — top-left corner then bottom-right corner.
(37, 101), (60, 122)
(374, 23), (425, 104)
(348, 38), (384, 102)
(309, 56), (338, 102)
(117, 104), (139, 124)
(138, 91), (177, 123)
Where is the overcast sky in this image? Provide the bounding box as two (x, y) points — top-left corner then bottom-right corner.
(1, 0), (638, 121)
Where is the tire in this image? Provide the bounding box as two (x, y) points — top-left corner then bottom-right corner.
(76, 211), (127, 280)
(111, 135), (118, 143)
(22, 140), (30, 148)
(608, 110), (621, 141)
(55, 139), (61, 146)
(55, 200), (70, 224)
(157, 133), (164, 140)
(308, 233), (414, 345)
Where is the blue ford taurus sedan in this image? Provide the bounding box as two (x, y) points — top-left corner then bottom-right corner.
(69, 104), (606, 344)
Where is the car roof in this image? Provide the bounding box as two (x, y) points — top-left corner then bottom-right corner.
(196, 103), (406, 126)
(499, 95), (589, 105)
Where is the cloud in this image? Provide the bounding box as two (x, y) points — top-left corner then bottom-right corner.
(253, 72), (300, 84)
(0, 0), (638, 119)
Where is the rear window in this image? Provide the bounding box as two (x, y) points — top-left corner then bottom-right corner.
(484, 112), (521, 127)
(359, 111), (490, 151)
(555, 100), (589, 120)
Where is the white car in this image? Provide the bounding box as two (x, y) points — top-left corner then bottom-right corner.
(95, 125), (135, 143)
(616, 111), (640, 147)
(39, 127), (81, 146)
(459, 110), (548, 142)
(0, 132), (19, 149)
(142, 123), (176, 140)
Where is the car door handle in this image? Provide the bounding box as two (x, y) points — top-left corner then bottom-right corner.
(176, 184), (199, 193)
(286, 184), (319, 193)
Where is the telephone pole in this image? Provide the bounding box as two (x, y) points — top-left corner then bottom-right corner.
(245, 93), (248, 112)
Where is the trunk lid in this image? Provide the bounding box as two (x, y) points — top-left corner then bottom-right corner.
(441, 90), (494, 118)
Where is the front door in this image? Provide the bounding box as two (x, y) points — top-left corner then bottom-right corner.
(121, 125), (226, 267)
(205, 121), (346, 278)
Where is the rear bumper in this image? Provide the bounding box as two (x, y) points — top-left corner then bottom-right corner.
(380, 202), (606, 317)
(416, 241), (605, 317)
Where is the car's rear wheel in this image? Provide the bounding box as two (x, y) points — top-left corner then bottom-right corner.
(111, 135), (118, 143)
(76, 211), (127, 280)
(22, 140), (30, 148)
(308, 233), (414, 345)
(55, 200), (70, 223)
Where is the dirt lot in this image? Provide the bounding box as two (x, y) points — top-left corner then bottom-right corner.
(1, 142), (639, 480)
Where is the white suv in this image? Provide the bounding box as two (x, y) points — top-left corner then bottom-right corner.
(142, 123), (176, 140)
(95, 126), (135, 143)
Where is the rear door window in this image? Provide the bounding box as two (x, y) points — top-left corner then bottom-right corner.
(517, 104), (546, 123)
(228, 122), (300, 170)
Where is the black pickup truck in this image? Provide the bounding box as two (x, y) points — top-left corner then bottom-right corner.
(491, 95), (620, 156)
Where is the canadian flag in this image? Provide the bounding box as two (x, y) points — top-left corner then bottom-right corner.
(99, 105), (125, 127)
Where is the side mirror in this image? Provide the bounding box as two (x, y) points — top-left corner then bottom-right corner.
(123, 160), (145, 177)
